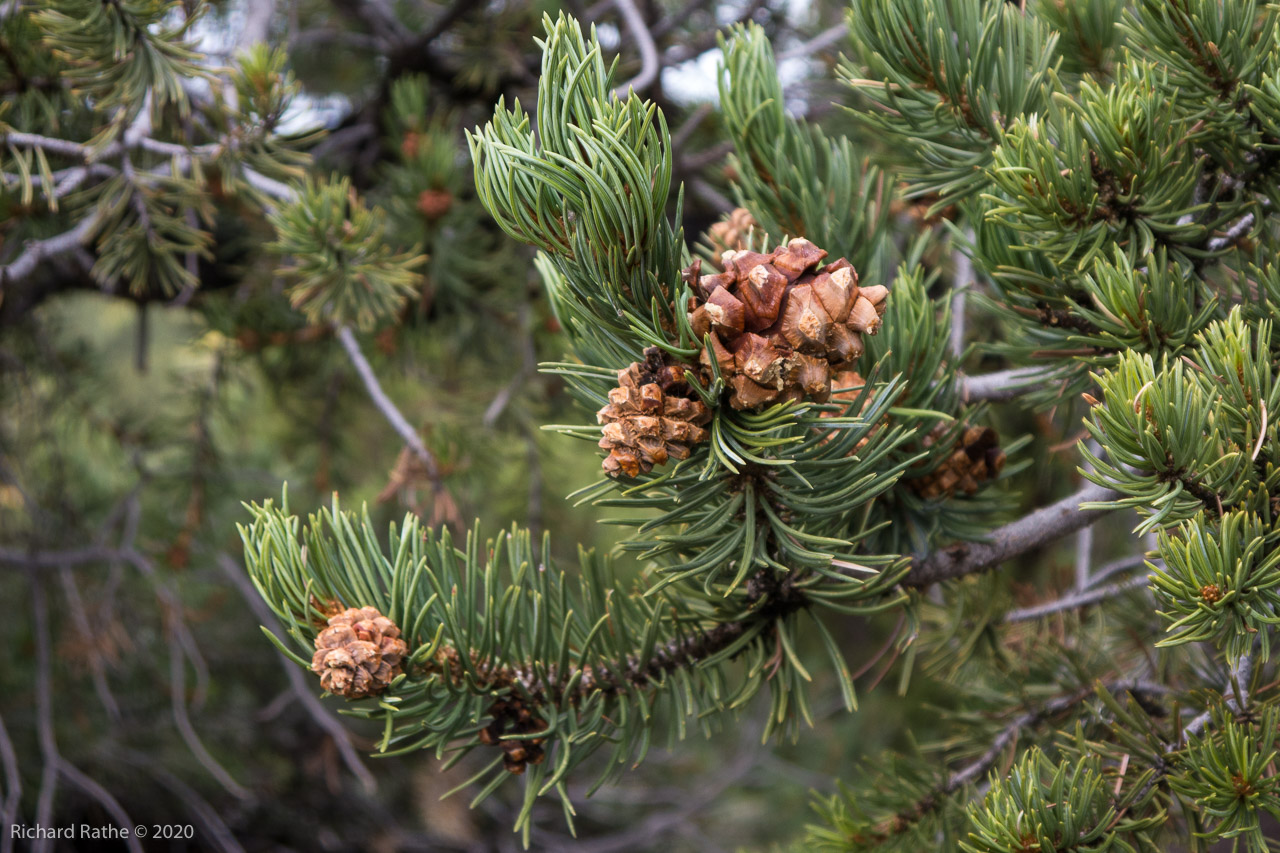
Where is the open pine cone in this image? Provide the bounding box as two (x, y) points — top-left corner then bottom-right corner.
(598, 347), (712, 478)
(311, 606), (408, 699)
(907, 424), (1006, 499)
(685, 238), (887, 410)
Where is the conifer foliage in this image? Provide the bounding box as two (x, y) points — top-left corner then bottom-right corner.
(7, 0), (1280, 850)
(237, 2), (1280, 849)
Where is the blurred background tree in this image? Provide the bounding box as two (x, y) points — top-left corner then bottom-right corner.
(3, 1), (1278, 852)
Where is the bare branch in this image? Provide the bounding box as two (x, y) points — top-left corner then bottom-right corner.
(777, 23), (848, 62)
(0, 215), (98, 288)
(237, 0), (276, 49)
(110, 749), (247, 853)
(1180, 652), (1253, 743)
(959, 366), (1044, 402)
(335, 324), (443, 488)
(650, 0), (711, 39)
(1085, 553), (1152, 588)
(57, 566), (122, 721)
(690, 178), (733, 214)
(3, 130), (96, 160)
(950, 231), (973, 358)
(1206, 211), (1256, 253)
(0, 544), (125, 569)
(56, 760), (141, 853)
(0, 711), (20, 853)
(164, 618), (253, 801)
(217, 553), (377, 794)
(1003, 575), (1149, 624)
(31, 573), (58, 853)
(901, 481), (1121, 589)
(116, 505), (250, 801)
(612, 0), (660, 97)
(241, 166), (297, 202)
(946, 680), (1166, 793)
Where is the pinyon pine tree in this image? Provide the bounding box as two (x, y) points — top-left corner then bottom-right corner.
(236, 2), (1280, 849)
(6, 0), (1280, 851)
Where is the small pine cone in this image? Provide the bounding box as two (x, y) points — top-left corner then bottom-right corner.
(683, 239), (888, 410)
(707, 208), (759, 266)
(417, 189), (454, 220)
(481, 697), (550, 775)
(598, 347), (712, 477)
(311, 606), (408, 699)
(907, 424), (1006, 499)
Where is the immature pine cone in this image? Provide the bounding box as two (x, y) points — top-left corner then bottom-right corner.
(907, 424), (1006, 499)
(686, 238), (887, 410)
(706, 207), (759, 266)
(311, 606), (408, 699)
(479, 696), (549, 775)
(598, 347), (712, 478)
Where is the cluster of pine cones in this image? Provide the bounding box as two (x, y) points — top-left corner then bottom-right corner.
(597, 216), (887, 478)
(311, 606), (408, 699)
(594, 208), (1005, 498)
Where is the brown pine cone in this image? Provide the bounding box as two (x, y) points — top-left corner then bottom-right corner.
(706, 207), (759, 266)
(598, 347), (712, 478)
(907, 424), (1006, 499)
(685, 238), (887, 410)
(311, 606), (408, 699)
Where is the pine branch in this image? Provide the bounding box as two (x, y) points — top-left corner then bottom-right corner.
(848, 680), (1170, 847)
(0, 215), (97, 287)
(900, 482), (1121, 588)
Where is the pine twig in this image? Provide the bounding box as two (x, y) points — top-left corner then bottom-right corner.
(1003, 575), (1149, 623)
